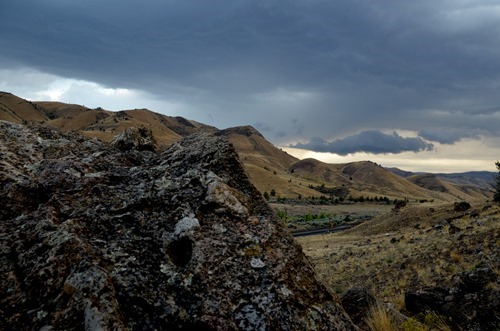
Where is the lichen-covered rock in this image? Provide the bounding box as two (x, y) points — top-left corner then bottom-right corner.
(110, 126), (157, 151)
(0, 121), (355, 330)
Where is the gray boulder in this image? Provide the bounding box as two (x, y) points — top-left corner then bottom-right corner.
(0, 121), (355, 330)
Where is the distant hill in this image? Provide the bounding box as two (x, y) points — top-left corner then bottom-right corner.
(290, 159), (482, 201)
(437, 171), (495, 190)
(384, 167), (416, 178)
(1, 91), (492, 201)
(388, 167), (494, 200)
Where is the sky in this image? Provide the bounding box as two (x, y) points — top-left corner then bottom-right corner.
(1, 0), (500, 173)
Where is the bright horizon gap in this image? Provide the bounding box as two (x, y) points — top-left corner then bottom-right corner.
(282, 147), (498, 174)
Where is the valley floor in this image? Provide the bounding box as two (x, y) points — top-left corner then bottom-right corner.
(271, 202), (392, 232)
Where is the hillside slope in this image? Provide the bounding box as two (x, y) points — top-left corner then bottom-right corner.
(220, 126), (322, 198)
(0, 92), (49, 123)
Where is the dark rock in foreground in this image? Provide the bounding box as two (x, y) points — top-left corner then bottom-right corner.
(0, 121), (355, 330)
(341, 287), (376, 329)
(405, 265), (499, 331)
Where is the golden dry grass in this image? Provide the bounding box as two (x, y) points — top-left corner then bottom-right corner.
(366, 302), (398, 331)
(0, 92), (48, 122)
(297, 202), (500, 323)
(289, 159), (474, 202)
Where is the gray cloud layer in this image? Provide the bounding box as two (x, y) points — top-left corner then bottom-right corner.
(418, 129), (480, 145)
(292, 131), (434, 155)
(1, 0), (500, 154)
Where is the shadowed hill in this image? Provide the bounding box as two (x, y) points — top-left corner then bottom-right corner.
(387, 167), (494, 201)
(407, 174), (489, 200)
(388, 167), (495, 191)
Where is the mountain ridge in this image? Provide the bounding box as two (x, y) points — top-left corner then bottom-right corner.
(1, 91), (493, 201)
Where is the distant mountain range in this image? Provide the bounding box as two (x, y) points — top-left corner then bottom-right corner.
(387, 168), (495, 189)
(386, 168), (494, 199)
(1, 91), (494, 202)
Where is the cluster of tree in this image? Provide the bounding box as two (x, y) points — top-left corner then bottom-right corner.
(300, 212), (332, 221)
(263, 191), (406, 206)
(346, 195), (392, 203)
(275, 210), (333, 221)
(262, 189), (277, 201)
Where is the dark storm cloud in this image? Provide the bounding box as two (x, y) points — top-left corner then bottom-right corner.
(2, 0), (500, 148)
(291, 131), (434, 155)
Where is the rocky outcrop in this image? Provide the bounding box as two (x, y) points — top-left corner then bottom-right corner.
(405, 264), (499, 330)
(453, 201), (471, 212)
(110, 126), (157, 151)
(0, 121), (355, 330)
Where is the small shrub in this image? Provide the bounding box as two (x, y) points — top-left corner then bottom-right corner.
(401, 313), (451, 331)
(423, 313), (450, 331)
(276, 210), (286, 220)
(401, 318), (426, 331)
(450, 250), (462, 263)
(366, 302), (396, 331)
(333, 284), (344, 294)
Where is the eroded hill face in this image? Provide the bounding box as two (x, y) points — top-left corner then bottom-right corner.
(0, 121), (355, 330)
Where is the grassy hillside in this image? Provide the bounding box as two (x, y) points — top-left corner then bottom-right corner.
(0, 92), (48, 123)
(298, 202), (499, 329)
(0, 92), (213, 147)
(291, 159), (483, 202)
(220, 126), (323, 198)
